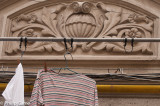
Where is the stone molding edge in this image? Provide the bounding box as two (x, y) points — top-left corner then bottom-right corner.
(0, 0), (19, 10)
(0, 56), (158, 61)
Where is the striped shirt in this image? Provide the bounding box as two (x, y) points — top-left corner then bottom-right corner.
(29, 70), (98, 106)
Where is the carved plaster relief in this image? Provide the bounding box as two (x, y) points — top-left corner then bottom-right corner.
(4, 2), (154, 55)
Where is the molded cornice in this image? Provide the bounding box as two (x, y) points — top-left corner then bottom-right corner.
(0, 0), (19, 10)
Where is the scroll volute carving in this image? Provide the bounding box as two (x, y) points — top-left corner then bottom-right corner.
(5, 2), (154, 55)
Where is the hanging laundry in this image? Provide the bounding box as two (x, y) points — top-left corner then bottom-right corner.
(2, 63), (24, 106)
(29, 70), (98, 106)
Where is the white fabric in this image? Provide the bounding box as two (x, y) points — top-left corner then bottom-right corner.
(2, 63), (24, 106)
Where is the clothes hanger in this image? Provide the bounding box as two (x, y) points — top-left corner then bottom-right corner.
(58, 38), (78, 74)
(45, 38), (78, 74)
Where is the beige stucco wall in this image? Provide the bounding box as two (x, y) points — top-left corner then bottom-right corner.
(0, 0), (159, 61)
(0, 0), (160, 74)
(0, 0), (160, 106)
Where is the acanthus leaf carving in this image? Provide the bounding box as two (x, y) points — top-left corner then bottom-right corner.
(41, 7), (60, 37)
(97, 2), (122, 37)
(5, 1), (154, 55)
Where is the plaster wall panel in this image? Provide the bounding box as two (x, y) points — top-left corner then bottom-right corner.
(0, 0), (159, 62)
(0, 0), (160, 104)
(0, 0), (160, 82)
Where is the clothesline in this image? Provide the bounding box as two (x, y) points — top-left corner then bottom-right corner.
(0, 37), (160, 42)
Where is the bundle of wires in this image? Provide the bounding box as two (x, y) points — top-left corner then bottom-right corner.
(1, 71), (160, 85)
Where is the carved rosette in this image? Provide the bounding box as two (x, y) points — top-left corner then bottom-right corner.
(5, 2), (154, 55)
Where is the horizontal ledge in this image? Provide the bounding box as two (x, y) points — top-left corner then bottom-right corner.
(0, 56), (157, 61)
(1, 83), (160, 94)
(0, 37), (160, 42)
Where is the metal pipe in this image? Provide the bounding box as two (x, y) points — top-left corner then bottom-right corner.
(1, 83), (160, 93)
(0, 83), (33, 92)
(97, 85), (160, 93)
(0, 37), (160, 42)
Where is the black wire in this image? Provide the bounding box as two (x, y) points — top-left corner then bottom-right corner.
(1, 70), (160, 82)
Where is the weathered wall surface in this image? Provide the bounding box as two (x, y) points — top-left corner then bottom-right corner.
(0, 0), (160, 73)
(0, 0), (159, 80)
(0, 0), (159, 60)
(0, 0), (160, 106)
